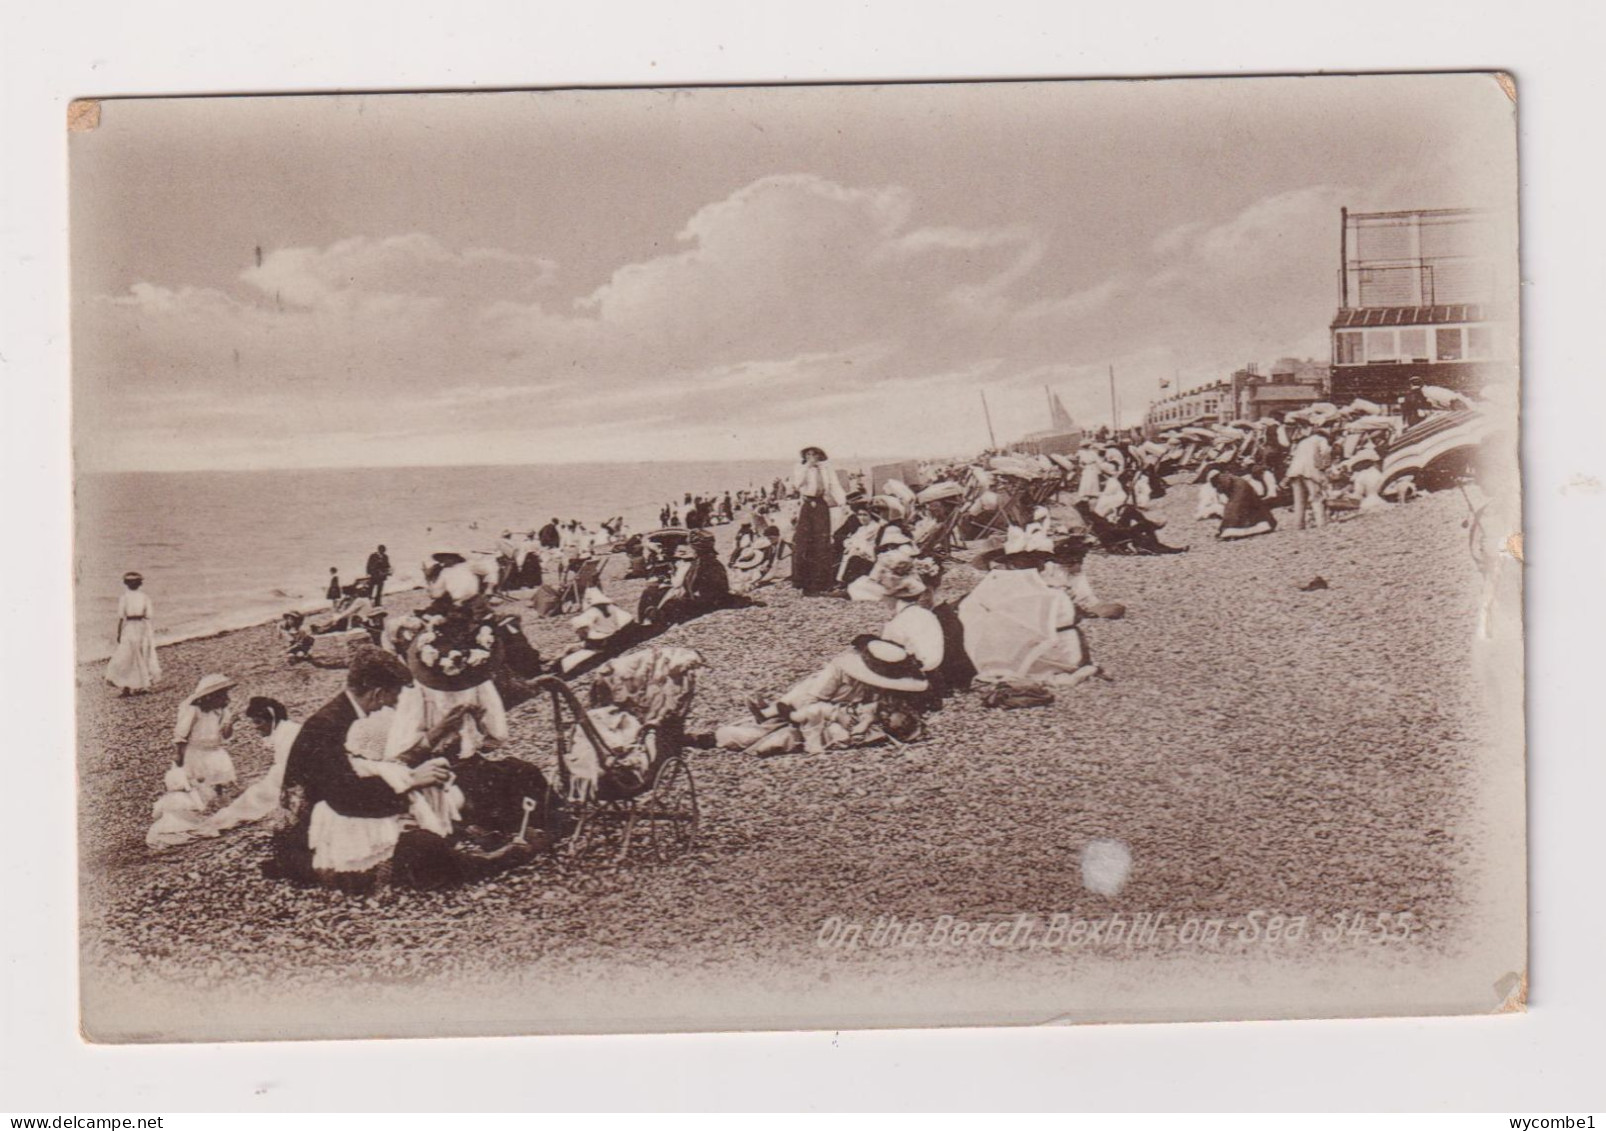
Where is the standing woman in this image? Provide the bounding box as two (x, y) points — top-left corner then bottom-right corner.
(789, 445), (847, 593)
(106, 571), (161, 696)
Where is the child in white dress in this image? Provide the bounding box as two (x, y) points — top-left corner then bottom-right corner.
(172, 674), (238, 802)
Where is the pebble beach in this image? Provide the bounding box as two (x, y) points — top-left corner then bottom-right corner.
(75, 483), (1518, 1040)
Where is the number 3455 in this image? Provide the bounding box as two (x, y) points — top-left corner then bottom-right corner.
(1321, 911), (1419, 943)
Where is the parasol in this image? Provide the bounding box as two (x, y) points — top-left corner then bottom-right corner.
(1343, 415), (1399, 433)
(956, 570), (1066, 681)
(915, 480), (965, 504)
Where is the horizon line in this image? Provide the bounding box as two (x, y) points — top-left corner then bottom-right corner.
(79, 452), (937, 475)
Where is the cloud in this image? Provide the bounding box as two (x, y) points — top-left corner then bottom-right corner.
(75, 174), (1354, 470)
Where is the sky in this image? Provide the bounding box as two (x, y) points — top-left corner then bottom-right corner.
(70, 75), (1517, 472)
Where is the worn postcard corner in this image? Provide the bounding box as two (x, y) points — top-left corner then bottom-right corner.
(68, 98), (102, 133)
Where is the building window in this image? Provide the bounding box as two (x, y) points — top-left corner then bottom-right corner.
(1364, 329), (1399, 362)
(1399, 327), (1429, 362)
(1335, 331), (1363, 365)
(1465, 324), (1492, 359)
(1435, 326), (1463, 361)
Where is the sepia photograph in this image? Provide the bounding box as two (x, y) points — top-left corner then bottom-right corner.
(69, 73), (1525, 1043)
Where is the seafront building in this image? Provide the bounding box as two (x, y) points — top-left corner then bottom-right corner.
(1328, 207), (1515, 404)
(1143, 380), (1232, 432)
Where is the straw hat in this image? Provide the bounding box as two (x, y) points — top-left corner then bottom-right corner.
(836, 636), (929, 692)
(122, 571), (143, 583)
(186, 673), (236, 705)
(583, 587), (615, 608)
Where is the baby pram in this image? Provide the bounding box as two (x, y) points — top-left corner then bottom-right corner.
(538, 645), (705, 864)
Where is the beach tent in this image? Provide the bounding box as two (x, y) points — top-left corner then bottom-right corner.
(1381, 409), (1496, 488)
(956, 570), (1065, 681)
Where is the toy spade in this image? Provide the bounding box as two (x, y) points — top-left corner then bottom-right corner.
(514, 796), (537, 844)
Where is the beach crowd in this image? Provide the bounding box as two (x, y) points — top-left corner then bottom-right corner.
(107, 382), (1485, 894)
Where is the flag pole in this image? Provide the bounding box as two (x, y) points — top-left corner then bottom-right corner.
(980, 389), (998, 450)
(1108, 365), (1119, 432)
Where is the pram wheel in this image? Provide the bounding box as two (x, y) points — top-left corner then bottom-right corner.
(642, 754), (699, 862)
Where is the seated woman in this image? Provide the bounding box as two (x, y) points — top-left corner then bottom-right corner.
(305, 707), (466, 884)
(962, 537), (1107, 689)
(1072, 499), (1187, 555)
(845, 527), (920, 601)
(558, 586), (637, 673)
(1210, 469), (1279, 540)
(638, 534), (737, 627)
(833, 504), (885, 588)
(1347, 449), (1390, 512)
(203, 697), (302, 833)
(1194, 462), (1229, 522)
(729, 525), (781, 593)
(271, 649), (456, 890)
(717, 635), (928, 755)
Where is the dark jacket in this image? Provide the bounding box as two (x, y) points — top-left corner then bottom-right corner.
(269, 691), (409, 882)
(365, 551), (391, 580)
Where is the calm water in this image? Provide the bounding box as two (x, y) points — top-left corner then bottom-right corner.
(74, 460), (806, 661)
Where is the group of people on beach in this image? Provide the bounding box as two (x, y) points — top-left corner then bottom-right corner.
(115, 386), (1477, 893)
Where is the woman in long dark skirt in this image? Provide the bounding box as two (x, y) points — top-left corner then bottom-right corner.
(789, 445), (846, 592)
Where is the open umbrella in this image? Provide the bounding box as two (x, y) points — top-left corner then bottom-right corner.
(1343, 415), (1399, 433)
(915, 480), (965, 504)
(956, 570), (1064, 681)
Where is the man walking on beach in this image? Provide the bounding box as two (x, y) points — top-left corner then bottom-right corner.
(365, 544), (391, 606)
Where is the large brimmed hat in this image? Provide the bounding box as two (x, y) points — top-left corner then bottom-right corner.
(122, 571), (143, 583)
(186, 673), (236, 704)
(583, 587), (615, 608)
(836, 636), (929, 692)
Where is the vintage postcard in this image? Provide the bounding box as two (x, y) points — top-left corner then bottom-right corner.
(71, 74), (1524, 1042)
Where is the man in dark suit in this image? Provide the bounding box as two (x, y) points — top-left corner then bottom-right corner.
(538, 519), (560, 549)
(364, 544), (392, 605)
(1400, 376), (1433, 428)
(268, 648), (450, 885)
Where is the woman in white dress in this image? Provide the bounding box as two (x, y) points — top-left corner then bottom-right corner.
(202, 697), (302, 832)
(105, 571), (161, 695)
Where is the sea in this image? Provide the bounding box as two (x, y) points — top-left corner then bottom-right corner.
(74, 459), (822, 662)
